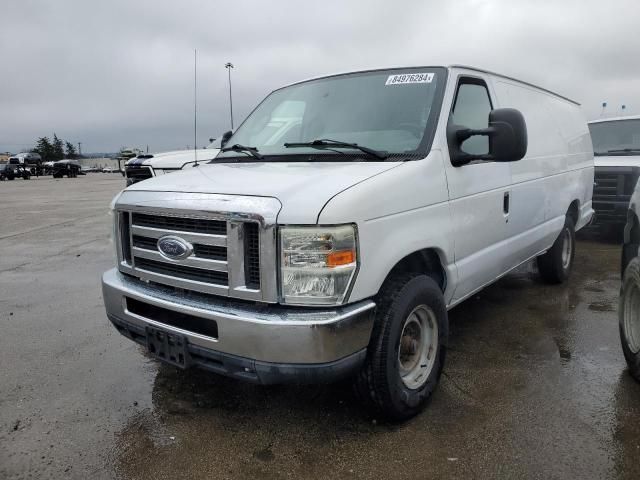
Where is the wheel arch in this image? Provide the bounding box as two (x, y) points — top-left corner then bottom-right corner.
(380, 248), (448, 294)
(567, 199), (580, 226)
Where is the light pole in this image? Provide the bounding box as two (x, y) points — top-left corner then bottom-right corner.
(225, 62), (234, 130)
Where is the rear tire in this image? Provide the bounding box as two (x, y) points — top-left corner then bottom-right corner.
(620, 257), (640, 382)
(537, 216), (575, 284)
(355, 273), (448, 421)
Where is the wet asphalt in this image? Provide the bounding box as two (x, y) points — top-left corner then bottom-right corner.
(0, 175), (638, 480)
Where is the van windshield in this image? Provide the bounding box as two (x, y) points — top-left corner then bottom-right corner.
(589, 119), (640, 155)
(217, 69), (443, 160)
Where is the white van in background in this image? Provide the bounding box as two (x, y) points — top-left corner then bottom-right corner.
(103, 65), (594, 419)
(588, 116), (640, 228)
(124, 143), (220, 185)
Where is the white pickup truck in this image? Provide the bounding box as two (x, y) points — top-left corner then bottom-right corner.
(102, 65), (594, 419)
(124, 144), (220, 185)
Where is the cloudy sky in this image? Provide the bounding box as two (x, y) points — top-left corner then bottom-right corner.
(1, 0), (638, 153)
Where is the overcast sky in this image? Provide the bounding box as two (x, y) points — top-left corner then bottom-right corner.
(1, 0), (638, 153)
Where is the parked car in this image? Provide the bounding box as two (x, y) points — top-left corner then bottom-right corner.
(620, 178), (640, 381)
(42, 161), (55, 175)
(588, 116), (640, 230)
(52, 160), (81, 178)
(9, 152), (43, 175)
(124, 142), (220, 185)
(102, 65), (594, 420)
(0, 163), (31, 180)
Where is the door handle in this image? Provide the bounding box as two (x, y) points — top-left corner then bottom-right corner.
(503, 192), (510, 215)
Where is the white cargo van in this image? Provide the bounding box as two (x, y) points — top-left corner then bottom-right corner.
(102, 66), (594, 419)
(588, 116), (640, 228)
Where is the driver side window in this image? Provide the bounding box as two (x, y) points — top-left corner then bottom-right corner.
(451, 79), (492, 155)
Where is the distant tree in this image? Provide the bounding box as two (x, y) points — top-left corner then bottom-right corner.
(65, 141), (77, 159)
(34, 136), (53, 162)
(52, 134), (65, 160)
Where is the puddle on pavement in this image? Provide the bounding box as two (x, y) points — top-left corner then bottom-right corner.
(110, 235), (640, 480)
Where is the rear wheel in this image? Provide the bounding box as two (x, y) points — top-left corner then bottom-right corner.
(537, 216), (575, 284)
(355, 273), (448, 420)
(620, 257), (640, 382)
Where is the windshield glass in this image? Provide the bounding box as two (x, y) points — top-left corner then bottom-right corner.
(218, 68), (443, 160)
(589, 119), (640, 155)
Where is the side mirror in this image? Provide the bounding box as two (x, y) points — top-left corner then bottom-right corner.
(220, 130), (233, 148)
(448, 108), (528, 167)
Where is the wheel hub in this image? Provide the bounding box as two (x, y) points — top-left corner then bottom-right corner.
(398, 305), (438, 390)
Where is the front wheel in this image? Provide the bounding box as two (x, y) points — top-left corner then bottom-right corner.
(620, 257), (640, 381)
(537, 216), (576, 284)
(355, 273), (448, 420)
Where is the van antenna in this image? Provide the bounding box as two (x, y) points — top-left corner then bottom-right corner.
(193, 49), (199, 167)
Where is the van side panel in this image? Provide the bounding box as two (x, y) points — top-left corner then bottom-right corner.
(545, 95), (595, 230)
(492, 79), (594, 268)
(318, 151), (456, 304)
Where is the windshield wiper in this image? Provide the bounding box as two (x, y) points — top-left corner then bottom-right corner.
(284, 138), (388, 160)
(220, 144), (264, 160)
(595, 148), (640, 156)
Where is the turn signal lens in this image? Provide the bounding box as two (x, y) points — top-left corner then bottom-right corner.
(327, 249), (356, 267)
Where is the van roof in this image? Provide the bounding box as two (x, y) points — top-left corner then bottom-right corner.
(278, 65), (579, 106)
(449, 65), (579, 106)
(588, 114), (640, 124)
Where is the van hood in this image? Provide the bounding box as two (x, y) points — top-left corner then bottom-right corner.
(126, 161), (402, 223)
(127, 149), (220, 169)
(594, 155), (640, 168)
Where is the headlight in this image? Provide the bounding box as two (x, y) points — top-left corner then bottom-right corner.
(280, 225), (358, 306)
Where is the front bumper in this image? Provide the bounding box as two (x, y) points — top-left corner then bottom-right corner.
(101, 269), (375, 384)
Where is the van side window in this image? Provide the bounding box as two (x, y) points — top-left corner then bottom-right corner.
(451, 79), (492, 156)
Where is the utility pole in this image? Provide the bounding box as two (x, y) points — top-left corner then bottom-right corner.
(78, 142), (82, 156)
(225, 62), (234, 130)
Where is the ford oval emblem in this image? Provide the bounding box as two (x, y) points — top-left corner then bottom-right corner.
(157, 236), (193, 260)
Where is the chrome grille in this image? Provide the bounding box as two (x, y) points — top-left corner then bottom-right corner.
(244, 223), (260, 289)
(116, 210), (266, 300)
(593, 171), (627, 201)
(134, 257), (229, 285)
(132, 212), (226, 235)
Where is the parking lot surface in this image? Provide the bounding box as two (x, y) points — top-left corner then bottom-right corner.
(1, 175), (639, 479)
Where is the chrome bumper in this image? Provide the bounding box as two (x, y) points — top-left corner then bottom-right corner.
(101, 269), (375, 366)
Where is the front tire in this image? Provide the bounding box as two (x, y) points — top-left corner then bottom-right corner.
(620, 257), (640, 382)
(355, 273), (448, 420)
(537, 216), (576, 284)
